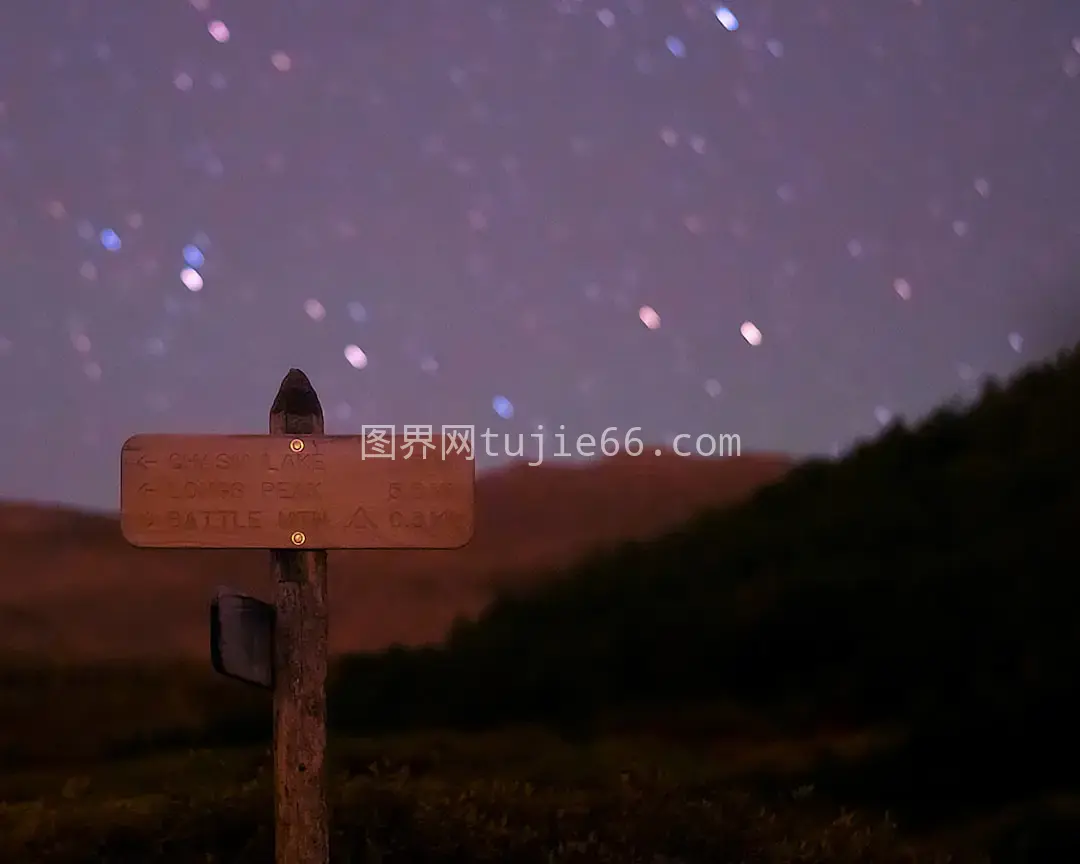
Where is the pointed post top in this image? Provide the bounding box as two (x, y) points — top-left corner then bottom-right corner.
(270, 368), (324, 435)
(282, 367), (312, 387)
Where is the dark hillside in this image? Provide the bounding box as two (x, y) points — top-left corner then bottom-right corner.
(0, 453), (788, 659)
(331, 345), (1080, 827)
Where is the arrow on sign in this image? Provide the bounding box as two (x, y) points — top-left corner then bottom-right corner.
(135, 455), (157, 469)
(138, 483), (156, 494)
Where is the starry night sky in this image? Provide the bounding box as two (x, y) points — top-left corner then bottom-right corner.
(1, 1), (1078, 512)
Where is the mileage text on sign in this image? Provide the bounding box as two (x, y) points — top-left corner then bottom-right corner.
(119, 433), (474, 550)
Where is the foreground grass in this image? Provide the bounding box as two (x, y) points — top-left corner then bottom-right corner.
(0, 731), (973, 864)
(4, 660), (1080, 861)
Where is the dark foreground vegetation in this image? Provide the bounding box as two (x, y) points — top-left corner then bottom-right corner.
(5, 345), (1080, 861)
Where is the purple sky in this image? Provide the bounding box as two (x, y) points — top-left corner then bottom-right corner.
(1, 1), (1078, 510)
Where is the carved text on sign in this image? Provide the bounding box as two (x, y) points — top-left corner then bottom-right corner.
(120, 434), (474, 549)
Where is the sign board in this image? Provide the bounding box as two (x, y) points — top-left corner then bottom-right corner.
(119, 433), (475, 549)
(210, 588), (275, 688)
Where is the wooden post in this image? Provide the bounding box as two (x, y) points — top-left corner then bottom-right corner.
(269, 368), (329, 864)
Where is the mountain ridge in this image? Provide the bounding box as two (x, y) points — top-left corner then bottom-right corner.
(0, 450), (791, 660)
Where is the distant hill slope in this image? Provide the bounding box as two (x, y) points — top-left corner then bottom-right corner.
(329, 346), (1080, 748)
(0, 451), (790, 660)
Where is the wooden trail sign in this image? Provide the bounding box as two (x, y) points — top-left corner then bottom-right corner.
(119, 434), (474, 549)
(118, 368), (477, 864)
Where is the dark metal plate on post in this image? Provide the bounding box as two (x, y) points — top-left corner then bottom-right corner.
(210, 587), (275, 688)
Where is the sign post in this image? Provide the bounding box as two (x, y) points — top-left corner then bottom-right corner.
(268, 368), (329, 864)
(118, 368), (475, 864)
